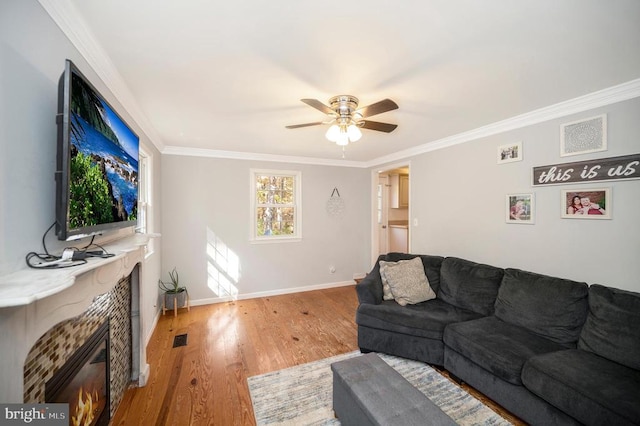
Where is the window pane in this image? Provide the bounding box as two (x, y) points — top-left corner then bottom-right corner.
(256, 207), (295, 236)
(255, 175), (294, 205)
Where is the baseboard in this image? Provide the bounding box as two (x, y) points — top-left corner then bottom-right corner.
(138, 363), (150, 387)
(137, 308), (161, 387)
(189, 280), (356, 307)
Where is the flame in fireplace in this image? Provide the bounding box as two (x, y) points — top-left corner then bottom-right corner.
(72, 386), (100, 426)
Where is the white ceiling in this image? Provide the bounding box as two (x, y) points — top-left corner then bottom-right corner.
(48, 0), (640, 164)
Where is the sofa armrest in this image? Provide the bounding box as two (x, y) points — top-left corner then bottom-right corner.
(356, 270), (384, 305)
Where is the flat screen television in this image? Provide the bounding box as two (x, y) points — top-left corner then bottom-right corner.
(56, 59), (139, 241)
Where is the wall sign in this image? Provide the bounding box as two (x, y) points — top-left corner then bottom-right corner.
(532, 153), (640, 186)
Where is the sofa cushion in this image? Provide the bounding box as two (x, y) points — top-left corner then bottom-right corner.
(382, 257), (436, 306)
(522, 349), (640, 426)
(578, 284), (640, 370)
(356, 299), (483, 340)
(438, 257), (504, 316)
(443, 316), (568, 385)
(494, 268), (588, 346)
(379, 260), (397, 300)
(382, 253), (444, 294)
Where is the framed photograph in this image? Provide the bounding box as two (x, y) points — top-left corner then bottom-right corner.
(506, 193), (534, 224)
(560, 114), (607, 157)
(561, 188), (611, 219)
(497, 142), (523, 164)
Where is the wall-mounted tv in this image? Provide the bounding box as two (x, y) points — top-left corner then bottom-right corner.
(56, 59), (139, 241)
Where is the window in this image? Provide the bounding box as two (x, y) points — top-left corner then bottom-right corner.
(250, 169), (302, 242)
(138, 148), (154, 255)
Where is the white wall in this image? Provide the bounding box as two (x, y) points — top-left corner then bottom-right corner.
(161, 155), (371, 301)
(407, 97), (640, 292)
(0, 0), (163, 352)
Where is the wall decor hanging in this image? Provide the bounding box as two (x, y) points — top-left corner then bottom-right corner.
(326, 187), (345, 217)
(561, 188), (611, 219)
(532, 153), (640, 186)
(506, 193), (534, 224)
(497, 142), (523, 164)
(560, 114), (607, 157)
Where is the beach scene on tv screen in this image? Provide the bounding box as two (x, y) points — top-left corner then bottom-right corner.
(69, 72), (139, 229)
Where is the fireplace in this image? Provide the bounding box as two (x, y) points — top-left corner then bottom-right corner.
(45, 320), (110, 426)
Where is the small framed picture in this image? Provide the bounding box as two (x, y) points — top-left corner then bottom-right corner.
(560, 114), (607, 157)
(506, 193), (534, 224)
(497, 142), (523, 164)
(562, 188), (611, 219)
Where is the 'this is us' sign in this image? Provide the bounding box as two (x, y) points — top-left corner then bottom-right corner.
(532, 153), (640, 186)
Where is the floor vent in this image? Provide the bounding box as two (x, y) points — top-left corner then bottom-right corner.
(173, 334), (188, 348)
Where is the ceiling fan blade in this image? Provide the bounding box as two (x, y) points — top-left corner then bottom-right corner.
(285, 121), (325, 129)
(360, 120), (398, 133)
(356, 99), (398, 118)
(300, 99), (335, 115)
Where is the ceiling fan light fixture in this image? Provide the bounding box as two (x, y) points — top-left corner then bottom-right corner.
(325, 124), (340, 142)
(336, 129), (350, 146)
(347, 124), (362, 142)
(289, 95), (398, 153)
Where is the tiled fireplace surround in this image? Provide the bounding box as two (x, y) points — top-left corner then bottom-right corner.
(0, 238), (148, 415)
(24, 275), (131, 418)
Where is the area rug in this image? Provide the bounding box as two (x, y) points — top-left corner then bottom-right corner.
(248, 351), (512, 426)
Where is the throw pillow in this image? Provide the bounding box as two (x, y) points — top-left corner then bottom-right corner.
(383, 257), (436, 306)
(379, 260), (397, 301)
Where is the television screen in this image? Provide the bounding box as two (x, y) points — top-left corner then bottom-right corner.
(56, 60), (139, 241)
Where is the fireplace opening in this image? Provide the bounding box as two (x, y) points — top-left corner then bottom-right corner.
(45, 320), (110, 426)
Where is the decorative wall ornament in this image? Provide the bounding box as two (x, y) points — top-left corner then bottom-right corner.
(560, 114), (607, 157)
(506, 193), (534, 224)
(561, 188), (611, 220)
(497, 142), (523, 164)
(326, 187), (345, 217)
(532, 153), (640, 186)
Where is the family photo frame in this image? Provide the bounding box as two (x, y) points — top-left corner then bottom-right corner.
(506, 193), (534, 224)
(561, 188), (611, 219)
(497, 142), (523, 164)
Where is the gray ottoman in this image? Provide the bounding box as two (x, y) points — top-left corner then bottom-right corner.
(331, 353), (456, 425)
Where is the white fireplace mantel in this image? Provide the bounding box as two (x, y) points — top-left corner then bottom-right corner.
(0, 234), (150, 403)
(0, 234), (150, 308)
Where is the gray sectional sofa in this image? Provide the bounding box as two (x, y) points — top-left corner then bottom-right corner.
(355, 252), (640, 426)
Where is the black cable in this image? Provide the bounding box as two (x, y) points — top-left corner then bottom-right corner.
(83, 241), (115, 259)
(42, 221), (56, 256)
(81, 235), (96, 250)
(25, 252), (87, 269)
(25, 221), (91, 269)
(26, 220), (125, 269)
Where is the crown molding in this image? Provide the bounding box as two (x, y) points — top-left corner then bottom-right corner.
(365, 78), (640, 168)
(38, 0), (166, 152)
(162, 146), (366, 168)
(166, 78), (640, 168)
(37, 0), (639, 168)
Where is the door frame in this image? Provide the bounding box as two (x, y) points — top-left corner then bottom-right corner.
(370, 161), (411, 265)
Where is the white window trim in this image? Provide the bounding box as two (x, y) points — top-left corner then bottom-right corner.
(138, 147), (156, 257)
(249, 169), (302, 243)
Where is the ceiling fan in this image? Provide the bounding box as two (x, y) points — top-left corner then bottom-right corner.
(286, 95), (398, 147)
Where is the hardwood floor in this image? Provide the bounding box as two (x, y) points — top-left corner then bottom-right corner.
(112, 285), (524, 425)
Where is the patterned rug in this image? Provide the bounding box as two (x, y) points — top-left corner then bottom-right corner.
(248, 351), (512, 426)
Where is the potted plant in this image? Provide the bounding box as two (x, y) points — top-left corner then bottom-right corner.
(158, 267), (188, 314)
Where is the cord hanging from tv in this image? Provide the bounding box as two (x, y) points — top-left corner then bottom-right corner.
(55, 59), (140, 241)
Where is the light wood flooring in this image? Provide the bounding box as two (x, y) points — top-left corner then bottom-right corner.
(111, 285), (524, 425)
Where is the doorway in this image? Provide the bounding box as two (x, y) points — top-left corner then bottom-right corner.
(371, 163), (410, 263)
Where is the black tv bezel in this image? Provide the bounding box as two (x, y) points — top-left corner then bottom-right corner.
(55, 59), (139, 241)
